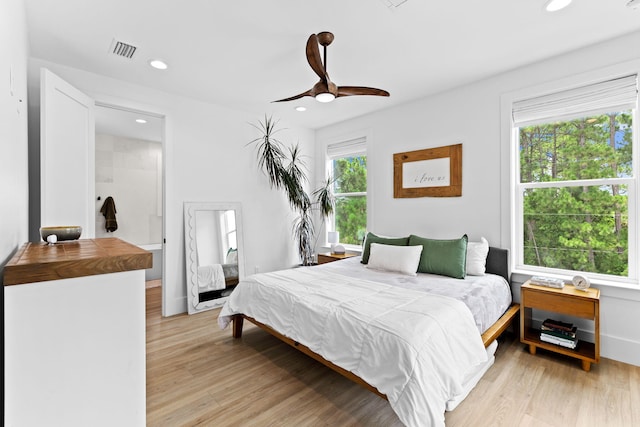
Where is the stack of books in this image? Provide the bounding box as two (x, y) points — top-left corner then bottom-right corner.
(540, 318), (578, 349)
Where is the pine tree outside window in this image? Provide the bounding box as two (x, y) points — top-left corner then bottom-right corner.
(511, 74), (638, 284)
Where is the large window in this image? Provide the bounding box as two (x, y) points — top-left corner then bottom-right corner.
(511, 74), (638, 283)
(327, 138), (367, 246)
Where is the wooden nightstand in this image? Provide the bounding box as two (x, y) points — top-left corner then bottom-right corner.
(317, 252), (357, 264)
(520, 280), (600, 371)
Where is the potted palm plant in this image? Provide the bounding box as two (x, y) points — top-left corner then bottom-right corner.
(248, 116), (334, 266)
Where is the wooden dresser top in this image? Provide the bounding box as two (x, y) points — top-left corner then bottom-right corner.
(4, 238), (152, 286)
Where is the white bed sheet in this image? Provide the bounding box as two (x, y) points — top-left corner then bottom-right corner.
(218, 263), (505, 427)
(318, 256), (512, 334)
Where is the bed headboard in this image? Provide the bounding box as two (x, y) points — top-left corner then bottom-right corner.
(486, 247), (509, 283)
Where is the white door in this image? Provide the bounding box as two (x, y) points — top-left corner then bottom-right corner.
(41, 68), (95, 238)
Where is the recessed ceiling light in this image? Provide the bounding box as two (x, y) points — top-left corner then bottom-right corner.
(545, 0), (572, 12)
(295, 106), (307, 112)
(135, 119), (147, 124)
(149, 59), (168, 70)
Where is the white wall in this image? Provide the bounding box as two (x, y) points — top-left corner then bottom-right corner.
(315, 30), (640, 367)
(0, 0), (29, 272)
(27, 58), (314, 316)
(95, 133), (163, 245)
(0, 0), (28, 411)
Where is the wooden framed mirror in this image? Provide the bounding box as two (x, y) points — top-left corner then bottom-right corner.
(183, 202), (245, 314)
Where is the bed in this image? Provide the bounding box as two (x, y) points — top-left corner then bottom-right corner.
(218, 245), (519, 427)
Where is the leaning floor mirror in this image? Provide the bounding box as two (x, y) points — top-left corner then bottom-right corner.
(184, 202), (245, 314)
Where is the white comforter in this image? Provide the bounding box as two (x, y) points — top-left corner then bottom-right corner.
(320, 256), (512, 334)
(218, 267), (489, 427)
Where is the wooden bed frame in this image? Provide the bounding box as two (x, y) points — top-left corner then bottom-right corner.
(231, 247), (520, 399)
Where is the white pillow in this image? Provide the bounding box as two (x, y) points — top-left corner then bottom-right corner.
(366, 243), (423, 276)
(466, 237), (489, 276)
(226, 249), (238, 264)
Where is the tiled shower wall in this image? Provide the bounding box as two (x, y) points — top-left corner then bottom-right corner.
(95, 133), (162, 245)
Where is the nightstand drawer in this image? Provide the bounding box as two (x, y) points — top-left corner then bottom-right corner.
(525, 290), (595, 318)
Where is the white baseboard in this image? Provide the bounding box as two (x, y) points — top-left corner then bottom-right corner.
(601, 334), (640, 367)
(165, 295), (187, 317)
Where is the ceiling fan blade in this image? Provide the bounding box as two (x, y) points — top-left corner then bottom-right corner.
(306, 34), (328, 81)
(272, 89), (313, 103)
(337, 86), (390, 97)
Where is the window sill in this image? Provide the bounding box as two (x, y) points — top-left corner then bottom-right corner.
(319, 244), (362, 255)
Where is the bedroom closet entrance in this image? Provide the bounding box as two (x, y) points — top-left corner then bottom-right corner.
(94, 105), (165, 291)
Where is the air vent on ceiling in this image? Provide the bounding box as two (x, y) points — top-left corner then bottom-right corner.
(109, 39), (137, 59)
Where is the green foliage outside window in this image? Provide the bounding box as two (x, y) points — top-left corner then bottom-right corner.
(520, 111), (633, 276)
(333, 156), (367, 245)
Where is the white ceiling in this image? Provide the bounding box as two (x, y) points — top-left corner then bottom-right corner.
(24, 0), (640, 130)
(95, 105), (163, 142)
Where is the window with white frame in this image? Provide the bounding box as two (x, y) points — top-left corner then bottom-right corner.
(511, 74), (638, 283)
(327, 137), (367, 246)
(222, 210), (237, 251)
(215, 209), (237, 260)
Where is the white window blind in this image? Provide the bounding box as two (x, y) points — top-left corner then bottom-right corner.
(327, 137), (366, 158)
(513, 74), (638, 127)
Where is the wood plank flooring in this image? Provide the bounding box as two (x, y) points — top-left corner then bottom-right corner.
(146, 287), (640, 426)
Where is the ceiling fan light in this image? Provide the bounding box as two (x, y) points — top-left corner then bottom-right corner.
(544, 0), (572, 12)
(315, 92), (335, 103)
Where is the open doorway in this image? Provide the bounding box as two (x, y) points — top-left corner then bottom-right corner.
(94, 104), (164, 292)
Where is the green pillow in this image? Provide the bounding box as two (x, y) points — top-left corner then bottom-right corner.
(408, 234), (468, 279)
(361, 232), (410, 264)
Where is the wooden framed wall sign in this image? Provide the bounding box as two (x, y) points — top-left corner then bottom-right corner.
(393, 143), (462, 198)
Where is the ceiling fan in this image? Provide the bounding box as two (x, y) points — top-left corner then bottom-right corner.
(274, 32), (390, 103)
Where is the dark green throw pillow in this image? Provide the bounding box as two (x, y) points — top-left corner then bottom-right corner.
(408, 234), (468, 279)
(361, 232), (410, 264)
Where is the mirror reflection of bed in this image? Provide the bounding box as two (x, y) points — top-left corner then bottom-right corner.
(184, 202), (245, 314)
(198, 251), (239, 302)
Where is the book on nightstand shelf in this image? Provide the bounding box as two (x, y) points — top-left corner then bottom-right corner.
(540, 318), (578, 349)
(542, 318), (575, 333)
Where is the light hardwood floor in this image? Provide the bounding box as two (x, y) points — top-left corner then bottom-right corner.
(146, 287), (640, 426)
